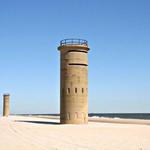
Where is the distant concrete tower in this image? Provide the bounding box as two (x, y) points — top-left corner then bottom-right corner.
(3, 94), (10, 117)
(58, 39), (90, 124)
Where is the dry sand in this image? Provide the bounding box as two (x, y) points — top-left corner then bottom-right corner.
(0, 116), (150, 150)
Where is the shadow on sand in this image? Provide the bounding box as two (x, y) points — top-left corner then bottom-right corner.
(15, 120), (60, 125)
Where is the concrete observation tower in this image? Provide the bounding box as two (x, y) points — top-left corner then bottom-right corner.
(3, 94), (10, 117)
(58, 39), (90, 124)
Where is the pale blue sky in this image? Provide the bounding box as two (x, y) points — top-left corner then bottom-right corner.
(0, 0), (150, 114)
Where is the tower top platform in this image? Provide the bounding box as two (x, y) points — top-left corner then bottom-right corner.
(58, 39), (89, 51)
(60, 39), (88, 46)
(3, 93), (10, 96)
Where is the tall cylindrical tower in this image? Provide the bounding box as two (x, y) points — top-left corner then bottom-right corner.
(3, 94), (10, 117)
(58, 39), (90, 124)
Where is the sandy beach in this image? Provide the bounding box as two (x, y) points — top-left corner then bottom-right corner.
(0, 116), (150, 150)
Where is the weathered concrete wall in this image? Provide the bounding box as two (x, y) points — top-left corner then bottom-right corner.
(3, 94), (10, 117)
(58, 44), (90, 124)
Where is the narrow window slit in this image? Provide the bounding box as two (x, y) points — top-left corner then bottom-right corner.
(82, 88), (84, 93)
(67, 88), (70, 94)
(68, 50), (88, 53)
(69, 63), (88, 66)
(75, 88), (77, 93)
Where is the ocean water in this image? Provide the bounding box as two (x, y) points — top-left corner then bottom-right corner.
(17, 113), (150, 120)
(89, 113), (150, 120)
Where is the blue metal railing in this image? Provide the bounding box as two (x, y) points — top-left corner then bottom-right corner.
(60, 39), (88, 46)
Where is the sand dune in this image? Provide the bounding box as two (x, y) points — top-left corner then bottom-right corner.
(0, 116), (150, 150)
